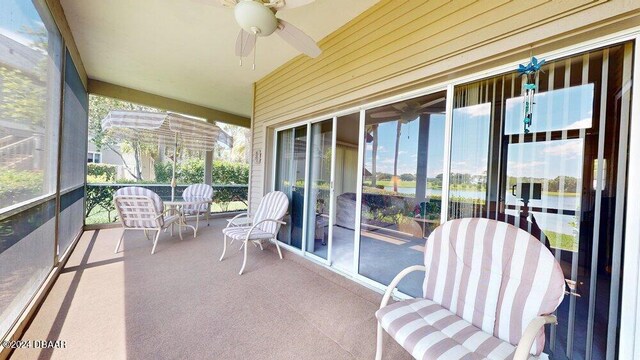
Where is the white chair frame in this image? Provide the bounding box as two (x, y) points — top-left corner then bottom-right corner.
(114, 195), (182, 254)
(219, 214), (285, 275)
(375, 265), (558, 360)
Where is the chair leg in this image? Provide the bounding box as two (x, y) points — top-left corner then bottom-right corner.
(151, 230), (161, 254)
(239, 239), (249, 275)
(115, 229), (126, 253)
(178, 222), (183, 240)
(207, 209), (210, 226)
(220, 234), (227, 261)
(375, 323), (384, 360)
(195, 213), (200, 237)
(258, 240), (264, 251)
(273, 238), (283, 260)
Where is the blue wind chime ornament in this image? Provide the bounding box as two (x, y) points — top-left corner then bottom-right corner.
(517, 56), (545, 134)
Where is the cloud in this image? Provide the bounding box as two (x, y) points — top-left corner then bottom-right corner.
(454, 103), (491, 118)
(543, 140), (582, 158)
(566, 117), (592, 129)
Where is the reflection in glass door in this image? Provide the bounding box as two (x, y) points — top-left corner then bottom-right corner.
(358, 91), (447, 297)
(447, 43), (633, 360)
(305, 119), (333, 259)
(330, 113), (361, 272)
(275, 125), (307, 249)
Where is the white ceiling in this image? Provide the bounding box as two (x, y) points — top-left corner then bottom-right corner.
(61, 0), (379, 118)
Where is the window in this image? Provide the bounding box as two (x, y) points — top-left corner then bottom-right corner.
(87, 151), (102, 163)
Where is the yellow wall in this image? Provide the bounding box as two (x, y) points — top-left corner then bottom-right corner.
(249, 0), (640, 211)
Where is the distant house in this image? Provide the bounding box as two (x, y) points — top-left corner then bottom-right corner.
(87, 139), (155, 181)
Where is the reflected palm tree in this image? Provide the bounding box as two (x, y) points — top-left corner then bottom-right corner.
(369, 97), (445, 193)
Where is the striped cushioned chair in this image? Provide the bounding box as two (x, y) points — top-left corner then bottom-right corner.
(375, 218), (565, 360)
(181, 183), (213, 231)
(113, 186), (182, 254)
(219, 191), (289, 275)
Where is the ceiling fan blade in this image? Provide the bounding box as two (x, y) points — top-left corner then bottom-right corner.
(192, 0), (236, 7)
(273, 0), (315, 10)
(418, 97), (446, 109)
(275, 19), (321, 58)
(391, 102), (409, 112)
(369, 110), (401, 119)
(235, 29), (256, 57)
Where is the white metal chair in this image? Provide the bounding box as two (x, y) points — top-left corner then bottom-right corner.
(181, 183), (213, 230)
(375, 218), (566, 360)
(113, 186), (182, 254)
(219, 191), (289, 275)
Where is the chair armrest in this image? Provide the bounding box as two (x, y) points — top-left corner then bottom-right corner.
(513, 315), (557, 360)
(155, 207), (179, 220)
(226, 212), (252, 228)
(380, 265), (426, 310)
(244, 219), (286, 241)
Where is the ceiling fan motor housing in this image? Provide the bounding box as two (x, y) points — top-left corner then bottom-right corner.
(234, 0), (278, 36)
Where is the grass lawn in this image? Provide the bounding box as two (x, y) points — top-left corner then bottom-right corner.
(545, 230), (577, 252)
(85, 201), (248, 225)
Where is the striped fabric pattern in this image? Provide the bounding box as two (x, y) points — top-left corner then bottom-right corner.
(251, 191), (289, 235)
(182, 184), (213, 214)
(114, 187), (165, 228)
(422, 218), (565, 356)
(376, 298), (535, 360)
(222, 226), (274, 240)
(102, 111), (232, 152)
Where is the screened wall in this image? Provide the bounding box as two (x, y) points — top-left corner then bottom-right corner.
(0, 0), (87, 340)
(58, 49), (88, 256)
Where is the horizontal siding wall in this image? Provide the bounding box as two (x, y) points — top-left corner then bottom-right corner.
(249, 0), (640, 211)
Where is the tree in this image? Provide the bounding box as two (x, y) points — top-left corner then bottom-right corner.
(400, 173), (416, 181)
(88, 95), (162, 181)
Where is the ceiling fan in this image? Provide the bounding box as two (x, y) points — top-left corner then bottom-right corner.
(204, 0), (322, 68)
(368, 97), (446, 122)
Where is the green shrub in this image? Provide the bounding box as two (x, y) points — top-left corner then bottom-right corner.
(87, 163), (117, 182)
(0, 170), (43, 206)
(154, 159), (248, 185)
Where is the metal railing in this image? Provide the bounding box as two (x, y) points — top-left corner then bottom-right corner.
(85, 183), (248, 225)
(0, 136), (35, 169)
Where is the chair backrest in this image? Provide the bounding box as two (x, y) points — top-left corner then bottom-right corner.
(114, 187), (164, 229)
(252, 191), (289, 234)
(183, 184), (213, 212)
(422, 218), (565, 356)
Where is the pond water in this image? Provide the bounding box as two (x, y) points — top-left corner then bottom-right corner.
(384, 187), (579, 210)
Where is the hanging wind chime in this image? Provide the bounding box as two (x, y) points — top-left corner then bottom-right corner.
(517, 56), (545, 134)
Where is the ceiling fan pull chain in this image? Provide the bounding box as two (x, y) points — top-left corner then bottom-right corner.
(252, 36), (257, 70)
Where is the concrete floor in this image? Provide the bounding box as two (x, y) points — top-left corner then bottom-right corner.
(10, 218), (412, 360)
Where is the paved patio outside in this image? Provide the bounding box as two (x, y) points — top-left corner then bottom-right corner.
(10, 218), (412, 360)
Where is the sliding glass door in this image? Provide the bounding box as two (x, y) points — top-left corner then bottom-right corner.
(447, 43), (633, 360)
(274, 125), (307, 249)
(305, 119), (333, 260)
(330, 113), (360, 272)
(358, 91), (447, 297)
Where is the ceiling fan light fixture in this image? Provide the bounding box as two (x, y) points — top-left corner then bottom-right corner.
(234, 0), (278, 36)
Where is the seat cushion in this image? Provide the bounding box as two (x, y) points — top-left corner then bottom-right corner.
(376, 298), (533, 360)
(222, 226), (274, 240)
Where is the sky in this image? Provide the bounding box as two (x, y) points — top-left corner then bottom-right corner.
(0, 0), (46, 47)
(362, 82), (592, 182)
(364, 114), (445, 178)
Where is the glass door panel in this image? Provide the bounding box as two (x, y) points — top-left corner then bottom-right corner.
(275, 125), (307, 249)
(330, 113), (361, 272)
(305, 120), (333, 259)
(447, 43), (633, 360)
(358, 91), (447, 297)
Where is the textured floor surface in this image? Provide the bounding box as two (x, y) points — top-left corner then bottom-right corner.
(11, 218), (412, 360)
